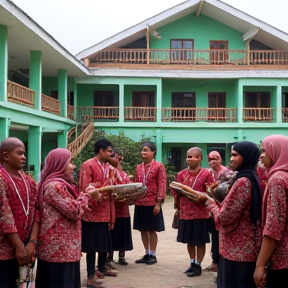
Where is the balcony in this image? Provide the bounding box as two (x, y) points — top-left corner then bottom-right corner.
(243, 108), (274, 122)
(162, 108), (237, 122)
(89, 49), (288, 66)
(68, 104), (75, 120)
(7, 80), (34, 107)
(124, 107), (156, 121)
(283, 108), (288, 122)
(41, 94), (60, 115)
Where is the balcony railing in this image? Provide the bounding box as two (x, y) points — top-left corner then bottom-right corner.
(91, 49), (288, 65)
(78, 106), (119, 122)
(124, 107), (156, 121)
(68, 104), (75, 120)
(7, 80), (34, 107)
(243, 108), (274, 122)
(283, 108), (288, 122)
(41, 94), (60, 115)
(162, 108), (237, 122)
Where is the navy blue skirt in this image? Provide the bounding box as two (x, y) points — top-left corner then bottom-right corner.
(0, 258), (18, 288)
(110, 217), (133, 251)
(133, 205), (165, 232)
(36, 259), (81, 288)
(82, 221), (112, 253)
(177, 219), (210, 246)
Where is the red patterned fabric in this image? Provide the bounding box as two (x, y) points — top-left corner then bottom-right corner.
(78, 158), (120, 223)
(0, 167), (39, 260)
(171, 168), (213, 220)
(134, 160), (167, 206)
(256, 165), (268, 194)
(262, 171), (288, 269)
(115, 171), (131, 218)
(207, 166), (228, 182)
(38, 181), (90, 262)
(207, 177), (261, 262)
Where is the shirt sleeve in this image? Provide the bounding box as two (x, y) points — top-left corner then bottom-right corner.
(263, 177), (287, 241)
(208, 177), (251, 232)
(78, 163), (93, 193)
(44, 182), (90, 221)
(157, 164), (167, 202)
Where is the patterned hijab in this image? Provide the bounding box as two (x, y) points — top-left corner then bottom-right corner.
(232, 141), (262, 222)
(38, 148), (76, 215)
(262, 135), (288, 176)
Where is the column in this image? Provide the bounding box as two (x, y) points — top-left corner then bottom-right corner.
(58, 130), (68, 148)
(119, 84), (124, 123)
(276, 85), (282, 123)
(58, 69), (67, 117)
(28, 126), (42, 182)
(29, 51), (42, 110)
(237, 80), (243, 124)
(0, 25), (8, 102)
(73, 80), (78, 120)
(155, 129), (163, 163)
(0, 118), (9, 142)
(156, 80), (162, 123)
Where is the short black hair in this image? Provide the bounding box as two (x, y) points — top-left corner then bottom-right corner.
(94, 139), (113, 155)
(142, 141), (157, 158)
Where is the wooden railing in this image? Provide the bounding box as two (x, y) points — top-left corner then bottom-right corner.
(7, 80), (34, 107)
(283, 108), (288, 122)
(91, 49), (288, 65)
(162, 108), (237, 122)
(41, 94), (60, 114)
(243, 108), (274, 122)
(78, 106), (119, 122)
(67, 104), (75, 120)
(68, 122), (94, 158)
(124, 107), (156, 121)
(67, 127), (76, 141)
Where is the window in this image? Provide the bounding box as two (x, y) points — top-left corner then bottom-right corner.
(93, 91), (115, 106)
(170, 40), (194, 62)
(171, 92), (196, 120)
(132, 92), (155, 107)
(244, 92), (270, 107)
(283, 92), (288, 108)
(210, 41), (228, 64)
(208, 93), (226, 108)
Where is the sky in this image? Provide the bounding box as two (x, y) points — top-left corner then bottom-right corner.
(11, 0), (288, 56)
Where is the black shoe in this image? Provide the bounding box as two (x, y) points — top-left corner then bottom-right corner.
(184, 263), (195, 274)
(117, 257), (128, 265)
(187, 264), (202, 277)
(146, 255), (157, 265)
(135, 254), (150, 264)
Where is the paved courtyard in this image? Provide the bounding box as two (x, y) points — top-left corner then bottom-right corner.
(80, 195), (217, 288)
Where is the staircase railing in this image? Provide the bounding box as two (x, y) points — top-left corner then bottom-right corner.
(68, 122), (94, 158)
(67, 127), (76, 141)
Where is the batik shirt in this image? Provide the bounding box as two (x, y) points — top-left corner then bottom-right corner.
(134, 160), (167, 206)
(207, 177), (261, 262)
(171, 168), (213, 220)
(262, 171), (288, 269)
(256, 165), (268, 195)
(207, 165), (228, 182)
(0, 167), (39, 260)
(38, 181), (90, 262)
(78, 158), (120, 223)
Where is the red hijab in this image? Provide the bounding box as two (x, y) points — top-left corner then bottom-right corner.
(38, 148), (76, 215)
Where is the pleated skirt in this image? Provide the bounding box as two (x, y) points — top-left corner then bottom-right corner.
(133, 205), (165, 232)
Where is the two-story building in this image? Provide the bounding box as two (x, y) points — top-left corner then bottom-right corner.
(0, 0), (288, 179)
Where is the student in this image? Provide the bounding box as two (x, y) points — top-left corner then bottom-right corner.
(78, 139), (118, 287)
(133, 142), (166, 265)
(171, 147), (213, 277)
(36, 148), (100, 288)
(254, 135), (288, 288)
(206, 141), (262, 288)
(0, 137), (39, 288)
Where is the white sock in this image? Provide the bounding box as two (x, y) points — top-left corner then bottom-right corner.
(146, 249), (150, 255)
(150, 251), (156, 256)
(190, 259), (195, 264)
(195, 260), (201, 266)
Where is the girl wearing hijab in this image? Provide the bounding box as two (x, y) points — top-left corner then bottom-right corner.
(254, 135), (288, 288)
(36, 148), (100, 288)
(205, 141), (262, 288)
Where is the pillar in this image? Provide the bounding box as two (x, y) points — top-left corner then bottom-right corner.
(73, 80), (78, 120)
(28, 126), (42, 182)
(156, 80), (162, 123)
(155, 129), (163, 163)
(276, 85), (282, 123)
(0, 25), (8, 102)
(29, 51), (42, 110)
(237, 80), (243, 124)
(58, 130), (68, 148)
(58, 69), (67, 117)
(119, 84), (124, 123)
(0, 118), (10, 142)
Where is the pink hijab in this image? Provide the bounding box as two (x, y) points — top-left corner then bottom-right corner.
(262, 135), (288, 176)
(38, 148), (76, 214)
(208, 151), (227, 172)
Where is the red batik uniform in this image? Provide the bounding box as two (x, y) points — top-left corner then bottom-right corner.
(134, 160), (167, 206)
(0, 167), (39, 260)
(78, 158), (120, 224)
(262, 171), (288, 269)
(38, 181), (90, 262)
(207, 177), (261, 262)
(115, 170), (131, 218)
(256, 165), (268, 195)
(171, 168), (213, 220)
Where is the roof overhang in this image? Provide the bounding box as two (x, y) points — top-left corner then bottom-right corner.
(76, 0), (288, 60)
(0, 0), (89, 77)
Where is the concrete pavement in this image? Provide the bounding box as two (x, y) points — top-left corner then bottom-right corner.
(81, 195), (217, 288)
